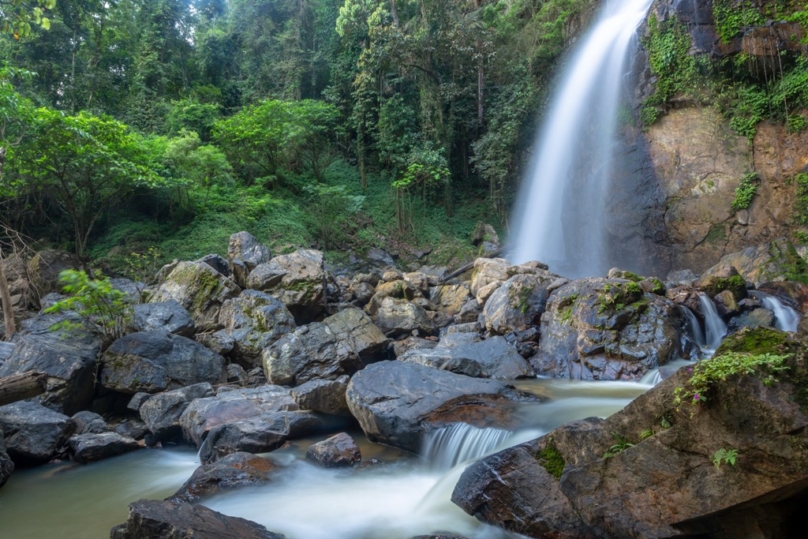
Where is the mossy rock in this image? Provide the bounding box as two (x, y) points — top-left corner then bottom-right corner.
(715, 327), (790, 356)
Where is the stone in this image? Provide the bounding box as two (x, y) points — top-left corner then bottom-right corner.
(400, 336), (534, 380)
(226, 364), (248, 385)
(198, 254), (231, 277)
(68, 432), (140, 464)
(470, 258), (510, 297)
(228, 231), (271, 271)
(127, 392), (152, 413)
(100, 331), (226, 394)
(471, 223), (500, 247)
(391, 337), (437, 357)
(0, 312), (102, 415)
(713, 240), (805, 286)
(727, 308), (775, 332)
(374, 297), (435, 337)
(291, 376), (350, 416)
(403, 272), (430, 293)
(133, 301), (195, 337)
(171, 452), (278, 503)
(217, 290), (297, 366)
(140, 383), (215, 442)
(324, 307), (388, 361)
(474, 281), (501, 305)
(246, 249), (326, 324)
(667, 269), (698, 286)
(429, 284), (472, 316)
(350, 281), (375, 305)
(71, 411), (108, 434)
(306, 432), (361, 468)
(148, 261), (241, 332)
(0, 401), (73, 464)
(110, 499), (285, 539)
(456, 299), (482, 324)
(367, 247), (396, 269)
(365, 280), (419, 315)
(0, 255), (34, 313)
(195, 330), (235, 355)
(0, 427), (13, 488)
(115, 420), (149, 440)
(482, 274), (551, 335)
(27, 249), (81, 297)
(713, 289), (740, 316)
(0, 342), (13, 363)
(695, 263), (748, 301)
(757, 281), (808, 314)
(533, 278), (683, 380)
(346, 361), (535, 453)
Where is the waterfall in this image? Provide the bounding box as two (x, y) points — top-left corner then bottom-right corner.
(680, 305), (706, 347)
(698, 294), (728, 351)
(757, 293), (800, 332)
(509, 0), (655, 277)
(421, 423), (512, 470)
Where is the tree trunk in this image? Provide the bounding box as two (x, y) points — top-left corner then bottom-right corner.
(0, 372), (48, 407)
(0, 264), (14, 340)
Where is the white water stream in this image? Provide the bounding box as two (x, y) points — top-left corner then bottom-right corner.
(698, 293), (728, 353)
(757, 293), (800, 332)
(509, 0), (654, 277)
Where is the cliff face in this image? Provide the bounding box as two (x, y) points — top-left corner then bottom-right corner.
(613, 0), (808, 275)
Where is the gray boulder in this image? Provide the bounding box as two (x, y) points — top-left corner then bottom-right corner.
(306, 432), (361, 468)
(110, 278), (146, 304)
(291, 376), (351, 416)
(400, 336), (534, 379)
(728, 308), (775, 332)
(115, 420), (149, 440)
(71, 411), (108, 434)
(140, 383), (214, 442)
(171, 452), (278, 503)
(346, 361), (534, 453)
(228, 231), (271, 270)
(148, 261), (241, 332)
(218, 290), (296, 367)
(482, 274), (551, 335)
(0, 342), (13, 363)
(246, 249), (326, 324)
(324, 308), (388, 361)
(198, 254), (231, 277)
(0, 427), (13, 488)
(0, 401), (73, 464)
(132, 300), (195, 337)
(196, 329), (235, 355)
(429, 284), (472, 316)
(68, 432), (140, 464)
(374, 297), (435, 337)
(100, 331), (226, 394)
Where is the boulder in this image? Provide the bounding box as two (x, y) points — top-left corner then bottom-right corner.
(374, 297), (435, 337)
(132, 301), (195, 337)
(471, 223), (500, 248)
(228, 231), (272, 270)
(196, 330), (235, 355)
(110, 499), (285, 539)
(400, 336), (534, 380)
(305, 432), (361, 468)
(140, 383), (214, 442)
(324, 307), (388, 361)
(148, 261), (241, 332)
(0, 342), (13, 363)
(68, 432), (140, 464)
(198, 254), (231, 278)
(533, 278), (683, 380)
(171, 452), (278, 502)
(0, 255), (34, 313)
(757, 281), (808, 314)
(100, 331), (226, 394)
(482, 274), (551, 335)
(110, 278), (146, 304)
(246, 249), (326, 324)
(364, 280), (419, 315)
(0, 312), (102, 415)
(115, 420), (149, 441)
(0, 427), (13, 488)
(695, 263), (748, 301)
(711, 238), (804, 286)
(346, 361), (535, 453)
(727, 308), (775, 332)
(0, 401), (73, 464)
(27, 249), (81, 297)
(71, 411), (108, 434)
(429, 284), (472, 316)
(349, 281), (375, 305)
(218, 290), (297, 367)
(127, 392), (152, 413)
(291, 377), (351, 416)
(261, 323), (353, 386)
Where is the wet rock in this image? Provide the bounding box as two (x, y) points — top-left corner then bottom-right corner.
(198, 254), (231, 278)
(71, 411), (108, 434)
(727, 308), (775, 332)
(140, 383), (215, 442)
(757, 281), (808, 314)
(306, 432), (361, 468)
(0, 312), (102, 415)
(262, 322), (361, 386)
(218, 290), (297, 367)
(400, 336), (534, 380)
(228, 231), (271, 271)
(483, 274), (551, 335)
(533, 278), (683, 380)
(133, 301), (195, 337)
(115, 420), (149, 440)
(171, 452), (278, 502)
(695, 263), (748, 301)
(110, 499), (285, 539)
(68, 432), (140, 464)
(324, 308), (388, 361)
(246, 249), (326, 324)
(0, 401), (73, 464)
(100, 331), (226, 394)
(713, 289), (740, 316)
(148, 261), (241, 332)
(346, 361), (534, 453)
(374, 297), (435, 337)
(291, 377), (351, 416)
(0, 427), (13, 488)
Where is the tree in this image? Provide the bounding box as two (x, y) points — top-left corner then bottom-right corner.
(1, 0), (55, 38)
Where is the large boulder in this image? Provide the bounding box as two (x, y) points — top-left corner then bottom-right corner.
(291, 377), (351, 416)
(171, 452), (278, 503)
(0, 401), (73, 464)
(400, 336), (533, 380)
(533, 278), (683, 380)
(218, 290), (297, 367)
(0, 312), (102, 415)
(482, 274), (551, 335)
(346, 361), (535, 453)
(374, 297), (435, 337)
(0, 427), (13, 488)
(68, 432), (140, 464)
(100, 331), (226, 394)
(324, 307), (388, 361)
(139, 383), (215, 442)
(246, 249), (326, 324)
(27, 249), (81, 297)
(132, 301), (195, 337)
(305, 432), (361, 468)
(148, 261), (241, 332)
(228, 231), (271, 271)
(695, 262), (748, 301)
(262, 322), (361, 387)
(110, 499), (285, 539)
(452, 330), (808, 538)
(711, 238), (804, 286)
(429, 284), (472, 316)
(71, 411), (108, 434)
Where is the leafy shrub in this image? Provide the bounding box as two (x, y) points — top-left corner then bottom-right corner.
(731, 172), (760, 211)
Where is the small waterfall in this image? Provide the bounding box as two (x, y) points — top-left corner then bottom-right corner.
(698, 294), (728, 351)
(509, 0), (655, 277)
(421, 423), (512, 470)
(680, 305), (706, 347)
(757, 293), (800, 332)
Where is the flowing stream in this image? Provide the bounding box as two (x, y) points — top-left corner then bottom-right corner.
(755, 292), (801, 332)
(509, 0), (654, 277)
(0, 377), (656, 539)
(698, 293), (728, 353)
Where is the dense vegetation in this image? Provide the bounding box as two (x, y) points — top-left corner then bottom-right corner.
(0, 0), (600, 275)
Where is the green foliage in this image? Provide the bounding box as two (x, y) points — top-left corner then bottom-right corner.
(712, 0), (764, 44)
(44, 269), (132, 342)
(603, 432), (634, 459)
(711, 448), (738, 470)
(1, 0), (55, 38)
(674, 352), (791, 407)
(731, 172), (760, 211)
(536, 439), (565, 479)
(795, 173), (808, 227)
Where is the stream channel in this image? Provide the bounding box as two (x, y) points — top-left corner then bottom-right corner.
(0, 375), (668, 539)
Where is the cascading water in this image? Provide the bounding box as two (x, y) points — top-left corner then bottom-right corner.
(420, 424), (514, 470)
(698, 294), (728, 351)
(756, 292), (800, 332)
(509, 0), (654, 277)
(680, 305), (706, 348)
